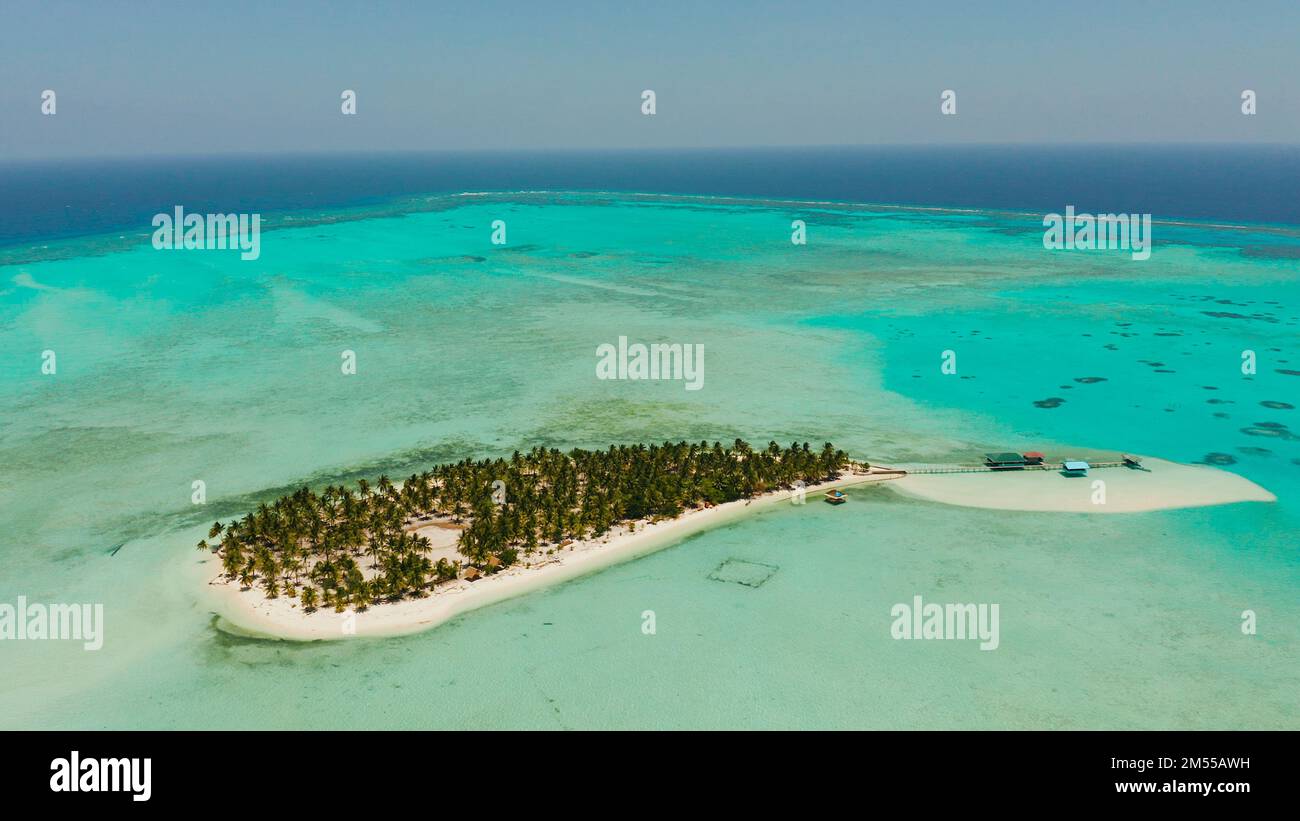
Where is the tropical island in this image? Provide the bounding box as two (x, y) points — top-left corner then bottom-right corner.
(202, 440), (858, 635)
(201, 440), (1275, 641)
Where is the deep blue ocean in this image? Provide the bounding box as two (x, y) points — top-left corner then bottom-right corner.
(3, 144), (1299, 247)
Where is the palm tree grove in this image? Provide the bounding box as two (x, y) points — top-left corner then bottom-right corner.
(200, 440), (851, 612)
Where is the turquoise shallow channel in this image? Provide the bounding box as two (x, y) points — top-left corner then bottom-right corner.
(0, 191), (1296, 729)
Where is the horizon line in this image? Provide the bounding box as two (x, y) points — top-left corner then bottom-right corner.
(4, 140), (1300, 166)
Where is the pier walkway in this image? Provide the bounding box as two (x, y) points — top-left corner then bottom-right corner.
(886, 461), (1131, 476)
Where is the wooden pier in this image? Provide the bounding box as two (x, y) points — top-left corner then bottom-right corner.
(897, 460), (1132, 476)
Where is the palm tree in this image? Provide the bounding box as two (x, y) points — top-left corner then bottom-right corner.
(209, 438), (850, 610)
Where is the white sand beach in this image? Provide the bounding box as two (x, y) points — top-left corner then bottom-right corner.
(889, 456), (1276, 513)
(205, 455), (1274, 642)
(205, 471), (896, 641)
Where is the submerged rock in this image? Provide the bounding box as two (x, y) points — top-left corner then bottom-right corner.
(1240, 423), (1297, 441)
(1201, 452), (1237, 466)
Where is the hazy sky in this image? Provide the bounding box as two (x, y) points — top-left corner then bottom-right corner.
(2, 0), (1297, 159)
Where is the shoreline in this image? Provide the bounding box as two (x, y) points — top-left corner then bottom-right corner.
(890, 456), (1276, 514)
(205, 471), (896, 642)
(205, 456), (1275, 642)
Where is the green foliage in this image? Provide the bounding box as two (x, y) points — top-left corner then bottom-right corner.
(209, 439), (848, 606)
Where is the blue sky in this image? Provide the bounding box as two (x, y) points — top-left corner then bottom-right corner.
(2, 0), (1297, 158)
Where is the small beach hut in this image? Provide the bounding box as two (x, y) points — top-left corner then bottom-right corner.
(462, 566), (482, 581)
(984, 452), (1027, 470)
(1122, 453), (1143, 467)
(1022, 451), (1045, 465)
(824, 489), (847, 505)
(1062, 460), (1090, 477)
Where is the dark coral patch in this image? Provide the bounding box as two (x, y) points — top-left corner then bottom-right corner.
(1202, 311), (1278, 323)
(1241, 245), (1300, 260)
(1200, 452), (1237, 465)
(1033, 397), (1066, 409)
(1240, 423), (1297, 441)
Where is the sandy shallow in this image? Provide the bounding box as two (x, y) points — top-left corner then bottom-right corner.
(206, 455), (1275, 641)
(889, 456), (1276, 513)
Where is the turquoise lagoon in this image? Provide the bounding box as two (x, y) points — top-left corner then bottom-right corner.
(0, 192), (1296, 728)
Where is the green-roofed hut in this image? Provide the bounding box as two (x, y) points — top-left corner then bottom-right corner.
(984, 452), (1027, 470)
